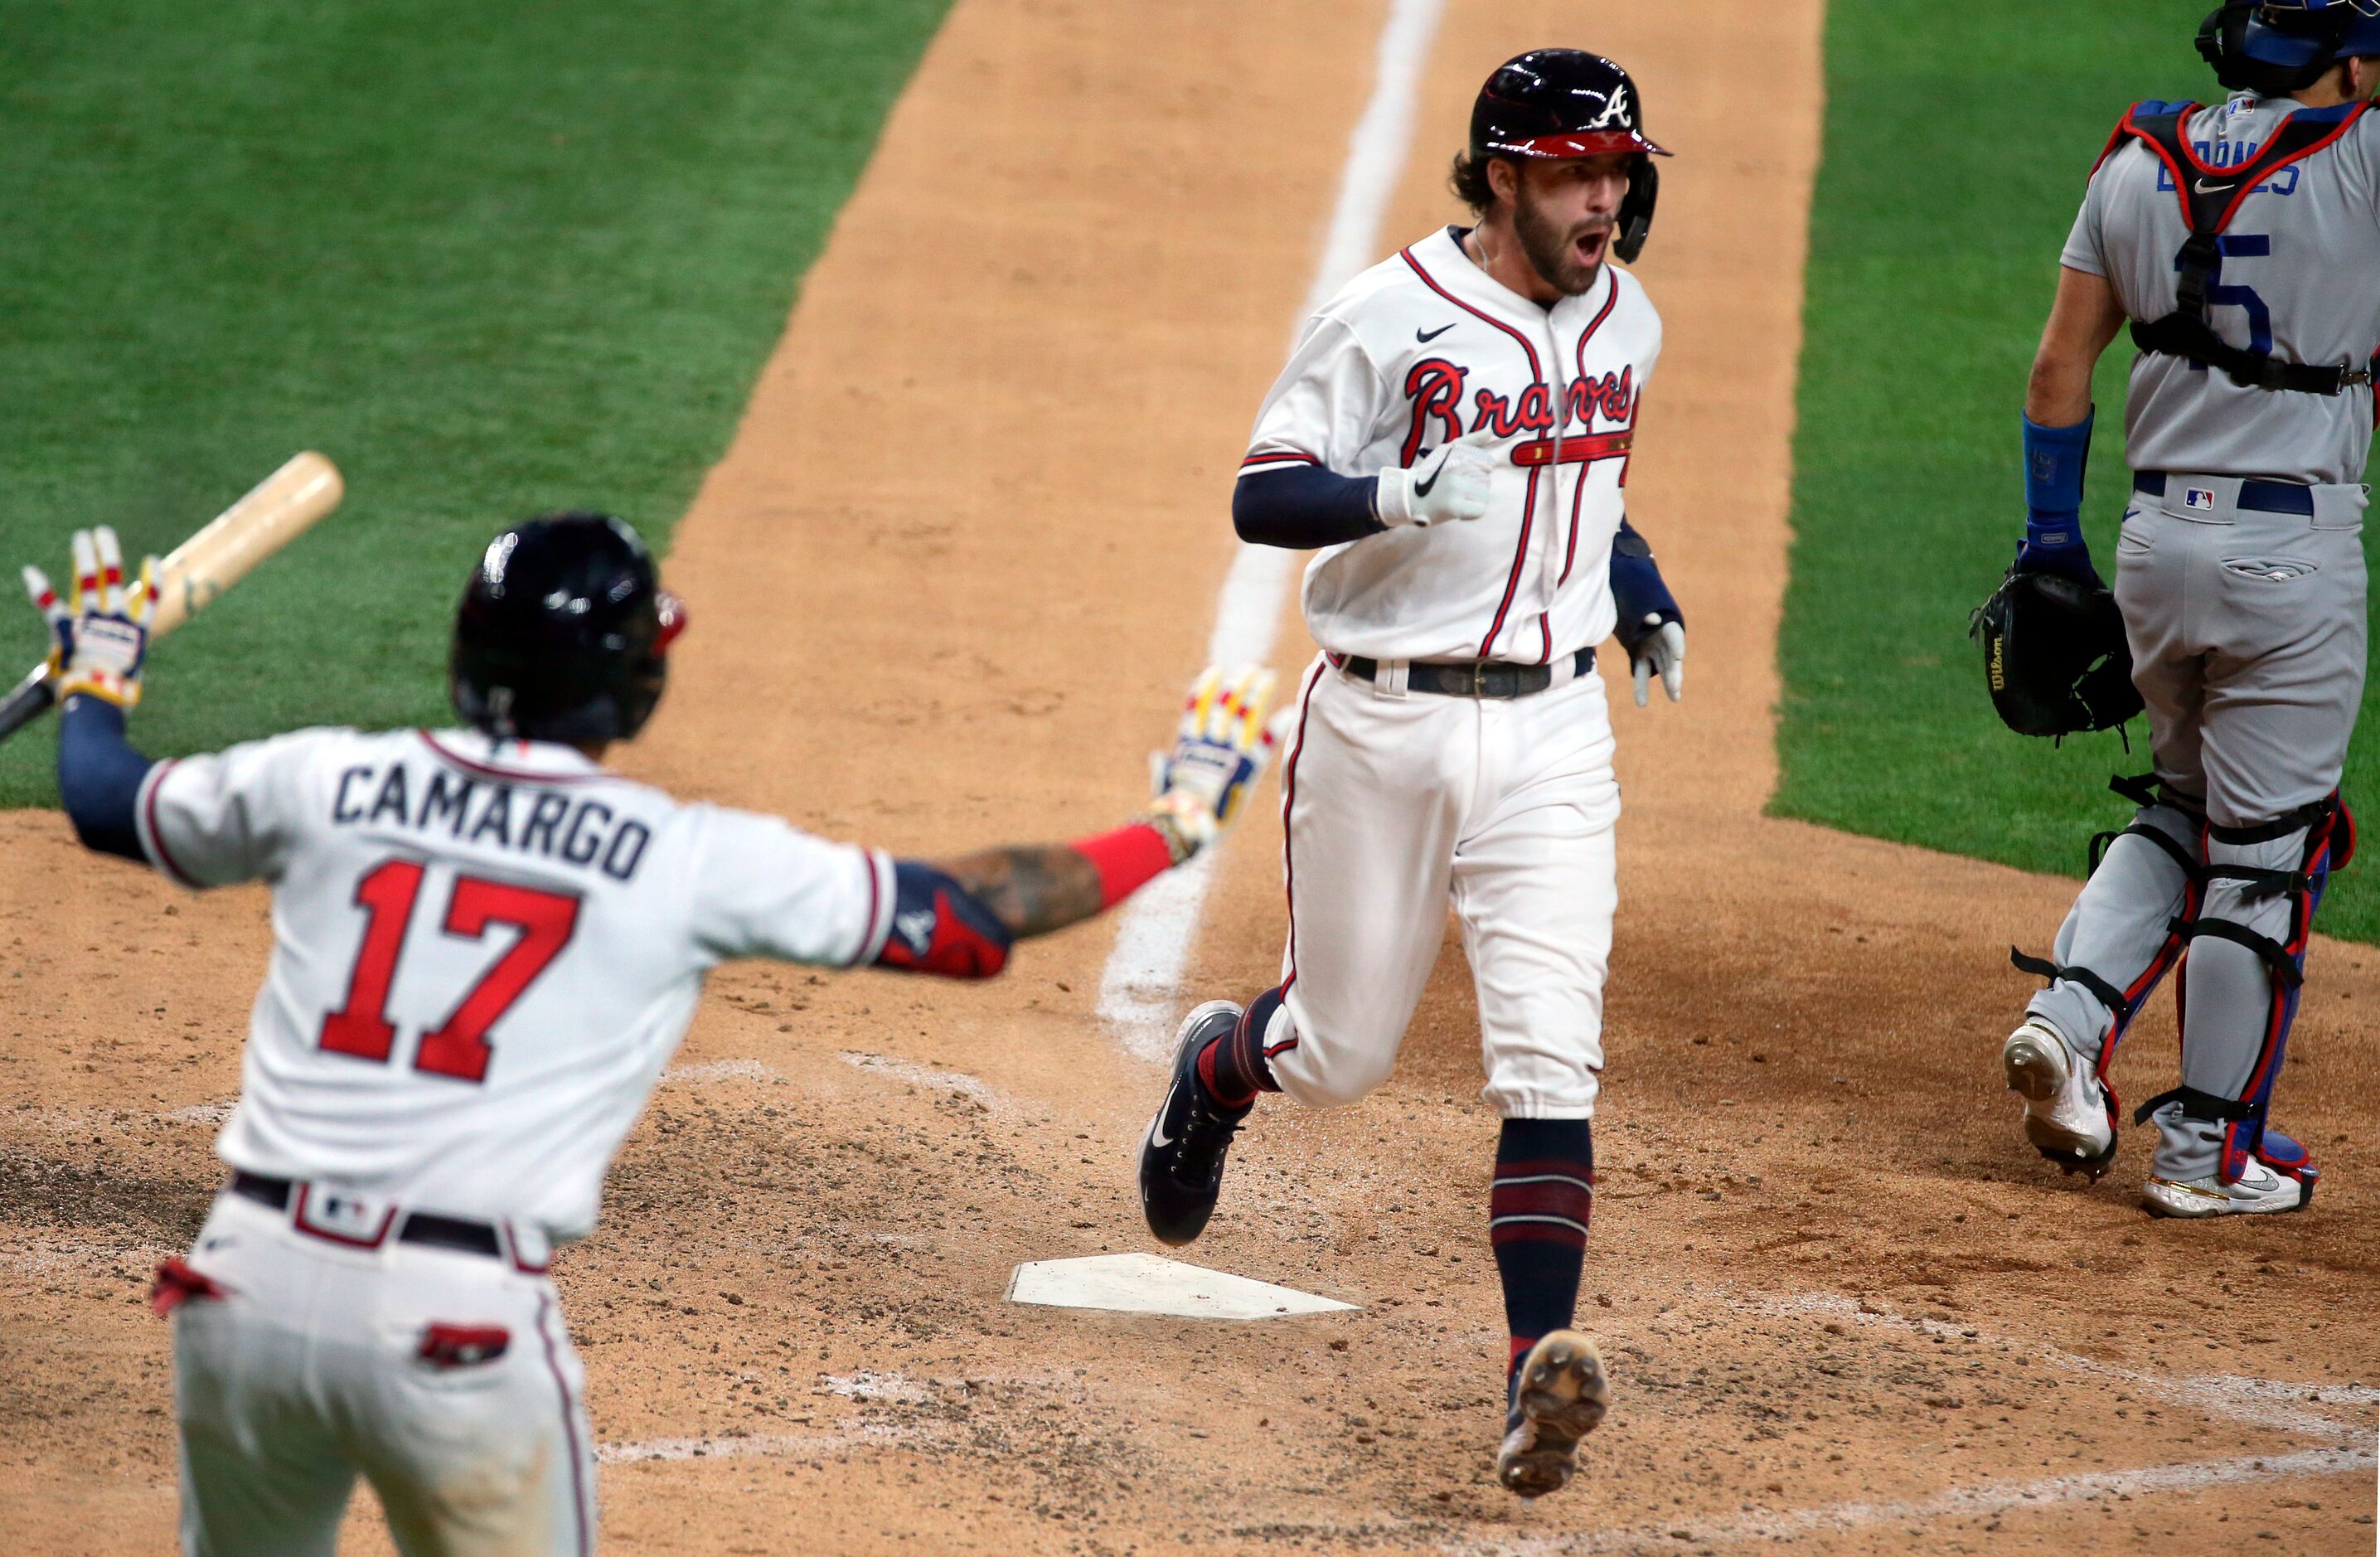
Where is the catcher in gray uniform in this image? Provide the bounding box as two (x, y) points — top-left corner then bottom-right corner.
(1999, 0), (2379, 1218)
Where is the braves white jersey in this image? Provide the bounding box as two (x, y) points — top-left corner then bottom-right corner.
(2063, 95), (2380, 485)
(135, 727), (895, 1240)
(1242, 225), (1662, 663)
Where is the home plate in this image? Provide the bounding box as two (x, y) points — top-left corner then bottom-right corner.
(1006, 1253), (1359, 1320)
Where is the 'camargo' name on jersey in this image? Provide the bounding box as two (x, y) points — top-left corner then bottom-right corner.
(332, 764), (651, 881)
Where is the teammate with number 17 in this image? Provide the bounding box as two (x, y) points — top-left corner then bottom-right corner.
(1997, 2), (2378, 1217)
(23, 513), (1279, 1555)
(1136, 50), (1689, 1498)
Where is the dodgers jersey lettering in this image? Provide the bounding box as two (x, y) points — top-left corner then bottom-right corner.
(1242, 225), (1662, 663)
(2064, 94), (2380, 485)
(135, 728), (896, 1239)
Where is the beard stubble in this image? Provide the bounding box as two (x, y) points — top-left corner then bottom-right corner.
(1513, 182), (1607, 298)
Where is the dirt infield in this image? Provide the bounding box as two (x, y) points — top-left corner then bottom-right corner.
(3, 1), (2378, 1553)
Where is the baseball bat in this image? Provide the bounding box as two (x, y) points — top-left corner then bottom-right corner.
(0, 452), (345, 745)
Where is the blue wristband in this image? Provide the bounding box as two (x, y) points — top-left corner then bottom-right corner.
(2021, 408), (2094, 551)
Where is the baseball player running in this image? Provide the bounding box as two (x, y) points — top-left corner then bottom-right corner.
(2002, 0), (2378, 1217)
(24, 514), (1277, 1555)
(1136, 51), (1688, 1498)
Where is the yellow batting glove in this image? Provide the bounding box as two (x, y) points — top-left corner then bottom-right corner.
(25, 527), (154, 709)
(1145, 664), (1282, 861)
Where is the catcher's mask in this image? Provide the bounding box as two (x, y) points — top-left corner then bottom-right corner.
(2197, 0), (2380, 95)
(450, 512), (687, 745)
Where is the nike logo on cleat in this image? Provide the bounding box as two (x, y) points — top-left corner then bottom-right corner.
(1417, 323), (1457, 342)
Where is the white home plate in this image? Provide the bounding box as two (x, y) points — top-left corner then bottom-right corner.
(1006, 1253), (1358, 1320)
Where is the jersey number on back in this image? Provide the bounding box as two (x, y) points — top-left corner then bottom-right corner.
(319, 858), (583, 1083)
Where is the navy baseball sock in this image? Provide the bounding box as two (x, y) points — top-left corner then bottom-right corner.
(1195, 985), (1287, 1109)
(1491, 1118), (1595, 1412)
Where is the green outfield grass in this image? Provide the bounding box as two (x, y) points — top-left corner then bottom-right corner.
(0, 0), (949, 805)
(1777, 0), (2380, 941)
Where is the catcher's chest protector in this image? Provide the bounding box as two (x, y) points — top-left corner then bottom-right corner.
(2102, 99), (2378, 395)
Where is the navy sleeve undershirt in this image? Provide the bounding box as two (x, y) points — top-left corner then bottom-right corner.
(57, 696), (154, 863)
(1232, 465), (1385, 550)
(1608, 517), (1683, 652)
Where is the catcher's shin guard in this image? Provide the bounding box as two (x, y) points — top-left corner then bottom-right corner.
(2134, 794), (2353, 1193)
(2010, 775), (2205, 1143)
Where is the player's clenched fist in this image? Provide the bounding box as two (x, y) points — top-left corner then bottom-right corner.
(1374, 427), (1499, 529)
(1146, 664), (1282, 861)
(22, 527), (155, 708)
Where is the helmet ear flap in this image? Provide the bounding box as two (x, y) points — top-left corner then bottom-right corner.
(1614, 158), (1658, 264)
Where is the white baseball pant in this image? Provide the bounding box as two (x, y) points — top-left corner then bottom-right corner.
(1265, 653), (1620, 1118)
(168, 1191), (595, 1556)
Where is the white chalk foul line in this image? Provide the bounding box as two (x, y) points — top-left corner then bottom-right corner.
(1480, 1445), (2375, 1557)
(662, 1058), (777, 1085)
(1094, 0), (1447, 1060)
(836, 1050), (1000, 1108)
(1761, 1293), (2379, 1440)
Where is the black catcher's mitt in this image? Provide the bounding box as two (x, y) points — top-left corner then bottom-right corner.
(1970, 569), (2142, 738)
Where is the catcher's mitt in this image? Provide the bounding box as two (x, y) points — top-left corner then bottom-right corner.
(1970, 569), (2142, 738)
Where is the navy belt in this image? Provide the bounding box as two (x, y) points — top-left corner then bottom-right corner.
(1335, 648), (1592, 698)
(230, 1170), (504, 1259)
(2133, 473), (2316, 517)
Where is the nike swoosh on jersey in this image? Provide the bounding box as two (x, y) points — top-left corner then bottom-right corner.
(1417, 323), (1457, 342)
(2192, 177), (2235, 194)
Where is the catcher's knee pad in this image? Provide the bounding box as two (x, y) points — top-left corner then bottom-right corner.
(2134, 793), (2351, 1187)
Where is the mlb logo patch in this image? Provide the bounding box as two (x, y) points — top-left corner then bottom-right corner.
(2184, 487), (2218, 512)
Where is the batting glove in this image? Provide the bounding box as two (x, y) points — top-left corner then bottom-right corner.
(1625, 616), (1685, 707)
(1145, 664), (1282, 862)
(23, 527), (155, 709)
(1374, 427), (1498, 529)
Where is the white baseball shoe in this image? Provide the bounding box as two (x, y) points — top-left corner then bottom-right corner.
(1495, 1331), (1610, 1499)
(2002, 1020), (2116, 1179)
(2143, 1160), (2306, 1218)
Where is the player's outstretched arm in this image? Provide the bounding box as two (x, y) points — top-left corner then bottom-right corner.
(25, 528), (159, 862)
(870, 667), (1281, 977)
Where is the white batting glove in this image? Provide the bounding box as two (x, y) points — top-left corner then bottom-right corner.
(23, 527), (154, 709)
(1374, 427), (1498, 529)
(1627, 617), (1685, 708)
(1145, 665), (1282, 862)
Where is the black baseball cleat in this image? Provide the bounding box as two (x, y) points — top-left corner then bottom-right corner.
(1138, 1000), (1250, 1246)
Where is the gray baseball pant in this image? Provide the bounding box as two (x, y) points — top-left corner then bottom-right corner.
(2025, 473), (2366, 1183)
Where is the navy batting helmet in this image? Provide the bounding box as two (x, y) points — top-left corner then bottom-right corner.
(1467, 49), (1672, 263)
(449, 512), (686, 745)
(2198, 1), (2380, 94)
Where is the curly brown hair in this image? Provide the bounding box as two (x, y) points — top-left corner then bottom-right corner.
(1448, 149), (1505, 215)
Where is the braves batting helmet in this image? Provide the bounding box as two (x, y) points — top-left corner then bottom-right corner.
(450, 512), (686, 745)
(1468, 49), (1672, 262)
(2198, 0), (2380, 95)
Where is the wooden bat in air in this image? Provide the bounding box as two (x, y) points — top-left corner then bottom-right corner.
(0, 452), (345, 745)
